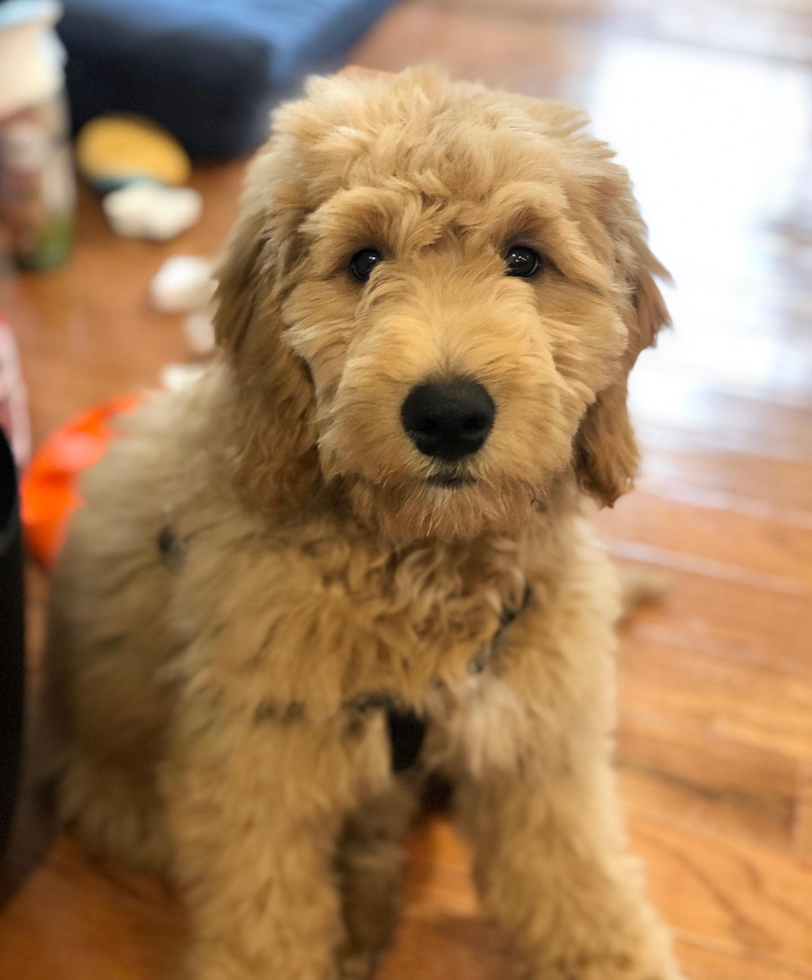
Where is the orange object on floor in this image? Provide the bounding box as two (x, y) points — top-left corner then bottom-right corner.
(20, 394), (141, 569)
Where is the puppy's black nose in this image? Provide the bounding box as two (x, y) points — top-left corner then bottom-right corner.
(401, 379), (496, 461)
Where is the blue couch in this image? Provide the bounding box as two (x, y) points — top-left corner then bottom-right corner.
(58, 0), (396, 159)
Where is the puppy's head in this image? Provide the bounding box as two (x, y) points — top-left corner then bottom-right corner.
(215, 68), (669, 541)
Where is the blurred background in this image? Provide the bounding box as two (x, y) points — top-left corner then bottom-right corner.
(0, 0), (810, 978)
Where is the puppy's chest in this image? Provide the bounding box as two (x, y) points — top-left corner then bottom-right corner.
(344, 573), (534, 778)
(336, 541), (529, 696)
(171, 508), (535, 721)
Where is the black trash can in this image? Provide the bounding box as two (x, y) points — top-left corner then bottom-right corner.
(0, 427), (53, 905)
(0, 426), (25, 878)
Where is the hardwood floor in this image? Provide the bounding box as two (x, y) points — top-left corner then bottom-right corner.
(1, 0), (811, 977)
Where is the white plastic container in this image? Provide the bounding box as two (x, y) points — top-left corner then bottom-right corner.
(0, 0), (75, 269)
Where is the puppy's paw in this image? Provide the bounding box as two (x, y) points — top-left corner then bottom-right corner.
(539, 953), (685, 980)
(337, 951), (377, 980)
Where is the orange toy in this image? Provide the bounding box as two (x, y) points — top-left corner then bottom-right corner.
(21, 394), (142, 569)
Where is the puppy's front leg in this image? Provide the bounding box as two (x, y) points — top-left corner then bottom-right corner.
(164, 698), (364, 980)
(456, 758), (683, 980)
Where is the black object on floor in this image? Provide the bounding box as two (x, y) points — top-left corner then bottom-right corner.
(0, 427), (25, 896)
(0, 428), (54, 906)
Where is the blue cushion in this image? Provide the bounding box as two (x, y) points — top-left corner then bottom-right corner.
(58, 0), (395, 159)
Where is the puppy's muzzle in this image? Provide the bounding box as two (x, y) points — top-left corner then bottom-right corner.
(400, 378), (496, 462)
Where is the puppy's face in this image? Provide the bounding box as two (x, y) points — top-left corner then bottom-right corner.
(216, 70), (668, 541)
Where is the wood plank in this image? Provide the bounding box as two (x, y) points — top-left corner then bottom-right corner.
(420, 0), (812, 64)
(637, 439), (812, 514)
(350, 2), (602, 103)
(796, 765), (812, 861)
(632, 815), (812, 969)
(618, 630), (812, 761)
(384, 922), (812, 980)
(0, 838), (184, 980)
(610, 553), (812, 678)
(403, 815), (480, 917)
(381, 912), (509, 980)
(596, 491), (812, 587)
(617, 711), (799, 849)
(676, 941), (812, 980)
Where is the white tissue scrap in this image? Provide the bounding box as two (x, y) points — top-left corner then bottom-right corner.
(183, 308), (216, 353)
(149, 255), (214, 313)
(103, 183), (203, 241)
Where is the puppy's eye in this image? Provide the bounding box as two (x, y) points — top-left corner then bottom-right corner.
(504, 245), (541, 279)
(349, 248), (383, 282)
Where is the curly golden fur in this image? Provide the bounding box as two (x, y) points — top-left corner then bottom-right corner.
(46, 68), (682, 980)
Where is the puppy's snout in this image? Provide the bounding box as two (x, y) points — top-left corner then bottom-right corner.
(401, 379), (496, 461)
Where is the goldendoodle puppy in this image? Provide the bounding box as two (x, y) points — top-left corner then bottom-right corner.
(46, 68), (681, 980)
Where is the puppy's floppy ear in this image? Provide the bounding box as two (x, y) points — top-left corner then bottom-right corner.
(575, 247), (670, 507)
(213, 206), (269, 355)
(213, 147), (320, 510)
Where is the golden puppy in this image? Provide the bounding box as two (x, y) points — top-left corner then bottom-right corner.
(46, 68), (681, 980)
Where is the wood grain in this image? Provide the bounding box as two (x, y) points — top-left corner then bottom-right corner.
(633, 815), (812, 967)
(1, 0), (811, 978)
(617, 711), (800, 849)
(796, 765), (812, 861)
(596, 491), (812, 587)
(618, 631), (812, 760)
